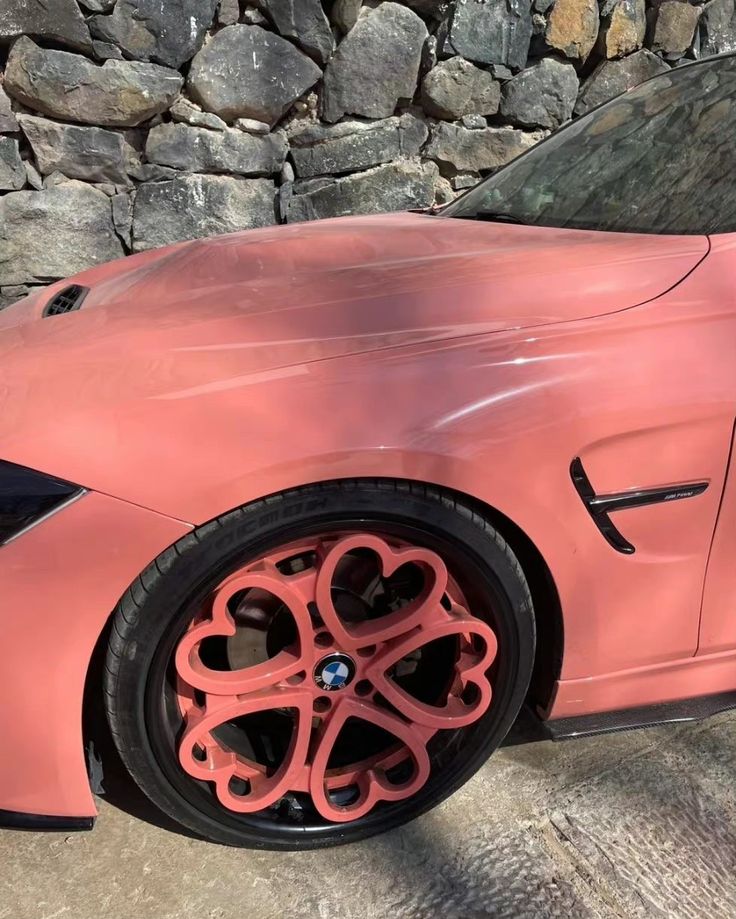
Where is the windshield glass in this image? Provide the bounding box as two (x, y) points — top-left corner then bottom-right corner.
(442, 55), (736, 235)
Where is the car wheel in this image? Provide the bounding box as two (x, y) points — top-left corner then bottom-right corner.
(104, 480), (535, 849)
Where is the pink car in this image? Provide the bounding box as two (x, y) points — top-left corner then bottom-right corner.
(2, 54), (736, 850)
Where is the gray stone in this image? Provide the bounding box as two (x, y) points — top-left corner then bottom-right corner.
(258, 0), (334, 63)
(575, 48), (670, 113)
(451, 171), (480, 189)
(0, 0), (91, 52)
(331, 0), (363, 33)
(131, 174), (277, 251)
(43, 171), (72, 188)
(500, 58), (579, 129)
(23, 160), (43, 191)
(0, 182), (124, 286)
(18, 115), (131, 184)
(448, 0), (533, 70)
(425, 122), (544, 172)
(546, 0), (599, 59)
(188, 25), (321, 125)
(0, 85), (18, 133)
(598, 0), (646, 58)
(78, 0), (116, 10)
(92, 40), (125, 60)
(700, 0), (736, 54)
(461, 113), (487, 128)
(421, 56), (500, 120)
(490, 63), (514, 80)
(170, 98), (228, 131)
(0, 137), (25, 192)
(5, 38), (183, 127)
(241, 5), (268, 24)
(290, 114), (428, 178)
(434, 174), (456, 204)
(405, 0), (447, 15)
(286, 160), (439, 222)
(0, 285), (38, 310)
(234, 118), (271, 134)
(90, 0), (218, 69)
(146, 122), (287, 176)
(128, 162), (180, 182)
(322, 3), (427, 122)
(218, 0), (241, 25)
(534, 0), (555, 12)
(111, 192), (132, 248)
(652, 1), (701, 58)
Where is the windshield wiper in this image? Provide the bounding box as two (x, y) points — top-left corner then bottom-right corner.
(463, 211), (527, 224)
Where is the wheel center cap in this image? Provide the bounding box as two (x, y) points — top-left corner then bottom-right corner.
(314, 653), (356, 692)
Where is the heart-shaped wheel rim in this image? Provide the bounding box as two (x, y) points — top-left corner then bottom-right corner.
(173, 532), (498, 823)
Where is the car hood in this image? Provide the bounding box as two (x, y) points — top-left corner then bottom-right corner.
(0, 213), (708, 510)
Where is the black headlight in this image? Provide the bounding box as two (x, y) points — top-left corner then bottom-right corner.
(0, 460), (83, 545)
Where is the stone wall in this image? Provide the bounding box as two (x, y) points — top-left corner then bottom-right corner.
(0, 0), (733, 308)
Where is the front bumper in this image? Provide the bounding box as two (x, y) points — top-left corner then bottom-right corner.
(0, 490), (190, 820)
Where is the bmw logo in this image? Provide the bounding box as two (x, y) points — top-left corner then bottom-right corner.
(314, 653), (356, 692)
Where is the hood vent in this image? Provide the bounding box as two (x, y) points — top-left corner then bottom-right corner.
(43, 285), (89, 317)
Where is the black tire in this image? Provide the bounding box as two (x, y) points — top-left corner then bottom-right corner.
(104, 479), (535, 850)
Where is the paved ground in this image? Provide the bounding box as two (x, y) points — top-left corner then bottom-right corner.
(3, 708), (736, 919)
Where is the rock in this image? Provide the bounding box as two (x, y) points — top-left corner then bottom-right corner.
(90, 0), (218, 69)
(575, 48), (670, 113)
(0, 137), (25, 192)
(111, 193), (133, 248)
(24, 161), (43, 190)
(92, 40), (125, 60)
(500, 58), (578, 129)
(0, 182), (124, 286)
(290, 114), (428, 178)
(652, 1), (701, 58)
(5, 38), (183, 127)
(234, 118), (271, 134)
(0, 85), (18, 133)
(0, 0), (91, 52)
(331, 0), (363, 33)
(131, 174), (277, 251)
(322, 3), (427, 122)
(700, 0), (736, 55)
(218, 0), (241, 25)
(546, 0), (599, 59)
(421, 56), (500, 119)
(1, 285), (39, 310)
(598, 0), (646, 58)
(258, 0), (335, 63)
(451, 172), (479, 189)
(461, 114), (487, 128)
(188, 25), (322, 125)
(433, 175), (455, 204)
(425, 122), (543, 172)
(448, 0), (533, 70)
(534, 0), (555, 12)
(44, 171), (72, 188)
(242, 5), (268, 24)
(170, 98), (228, 131)
(405, 0), (447, 15)
(286, 160), (439, 222)
(78, 0), (116, 10)
(128, 162), (180, 182)
(18, 115), (131, 184)
(490, 63), (514, 80)
(146, 122), (287, 176)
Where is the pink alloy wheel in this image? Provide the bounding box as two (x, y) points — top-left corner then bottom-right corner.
(173, 532), (498, 823)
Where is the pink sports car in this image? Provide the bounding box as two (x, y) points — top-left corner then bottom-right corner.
(2, 53), (736, 850)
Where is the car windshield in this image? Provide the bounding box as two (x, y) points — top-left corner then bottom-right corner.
(442, 55), (736, 235)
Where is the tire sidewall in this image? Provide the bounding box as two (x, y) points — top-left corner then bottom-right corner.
(106, 482), (536, 850)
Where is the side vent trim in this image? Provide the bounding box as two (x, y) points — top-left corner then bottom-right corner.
(43, 285), (89, 317)
(570, 457), (709, 555)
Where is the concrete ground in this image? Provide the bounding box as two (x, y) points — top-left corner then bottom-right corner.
(3, 708), (736, 919)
